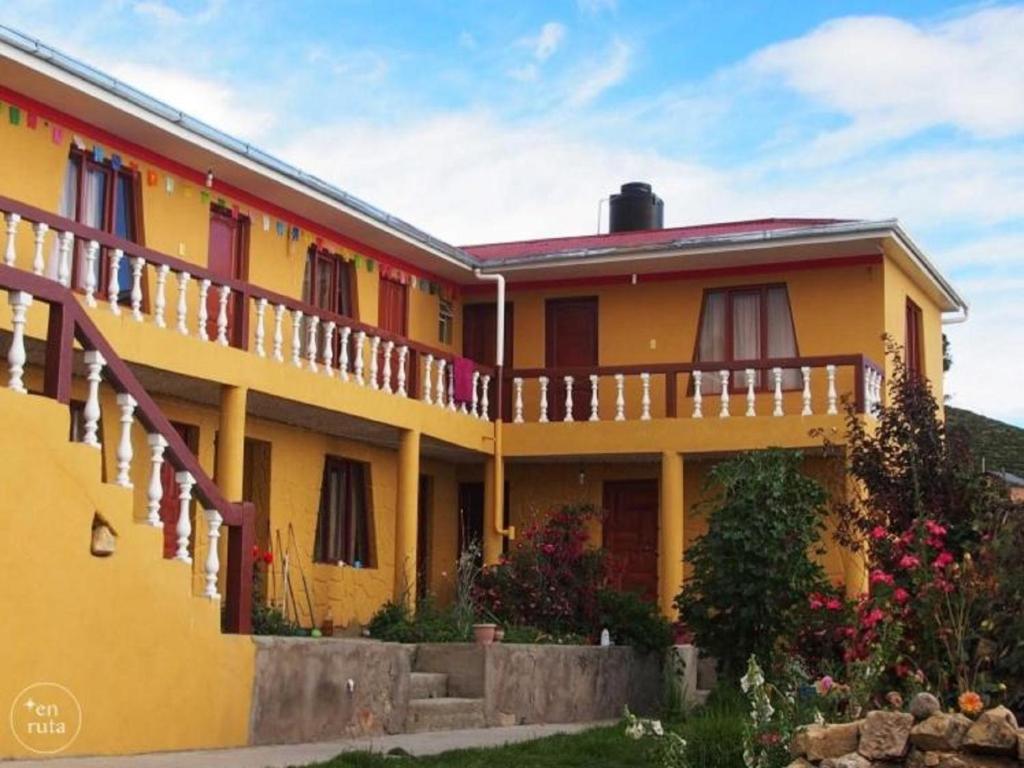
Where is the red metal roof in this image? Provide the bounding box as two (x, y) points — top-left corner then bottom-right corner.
(462, 218), (851, 261)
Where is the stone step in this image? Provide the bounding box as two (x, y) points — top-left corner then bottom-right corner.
(692, 689), (711, 707)
(406, 697), (487, 733)
(409, 672), (448, 700)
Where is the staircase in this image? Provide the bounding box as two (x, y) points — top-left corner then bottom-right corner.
(405, 659), (487, 732)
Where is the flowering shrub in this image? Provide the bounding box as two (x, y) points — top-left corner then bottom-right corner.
(740, 656), (795, 768)
(623, 707), (688, 768)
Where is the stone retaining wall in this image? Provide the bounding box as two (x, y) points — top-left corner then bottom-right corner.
(790, 698), (1024, 768)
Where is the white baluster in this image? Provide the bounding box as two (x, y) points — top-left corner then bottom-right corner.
(272, 304), (285, 362)
(745, 368), (756, 417)
(692, 371), (703, 419)
(448, 365), (457, 412)
(130, 257), (144, 321)
(107, 248), (123, 315)
(480, 374), (490, 420)
(176, 271), (191, 335)
(397, 346), (409, 396)
(538, 376), (549, 423)
(291, 309), (303, 367)
(323, 321), (335, 377)
(306, 315), (320, 371)
(470, 370), (480, 417)
(381, 340), (394, 393)
(423, 354), (434, 403)
(801, 366), (812, 416)
(82, 350), (105, 447)
(153, 264), (169, 328)
(254, 298), (267, 357)
(614, 373), (626, 421)
(174, 471), (195, 563)
(588, 374), (600, 421)
(434, 358), (446, 406)
(83, 240), (99, 307)
(369, 336), (381, 390)
(826, 364), (838, 415)
(3, 212), (21, 266)
(863, 369), (872, 414)
(354, 330), (367, 385)
(196, 279), (211, 340)
(513, 377), (524, 423)
(6, 291), (32, 393)
(563, 375), (575, 422)
(145, 434), (167, 527)
(772, 367), (784, 416)
(338, 326), (351, 381)
(203, 508), (222, 599)
(31, 221), (48, 275)
(114, 393), (136, 487)
(640, 372), (652, 421)
(215, 286), (231, 346)
(718, 370), (730, 418)
(57, 231), (74, 287)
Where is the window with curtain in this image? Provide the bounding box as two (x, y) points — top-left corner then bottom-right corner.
(314, 457), (373, 566)
(905, 298), (924, 379)
(695, 285), (800, 392)
(302, 245), (356, 318)
(59, 149), (142, 299)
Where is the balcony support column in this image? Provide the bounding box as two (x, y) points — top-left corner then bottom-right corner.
(216, 385), (248, 500)
(394, 428), (420, 609)
(658, 451), (685, 620)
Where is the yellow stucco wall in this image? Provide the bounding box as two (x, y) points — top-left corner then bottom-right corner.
(0, 387), (253, 759)
(883, 258), (946, 401)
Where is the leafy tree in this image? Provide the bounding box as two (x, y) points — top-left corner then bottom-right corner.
(676, 450), (831, 678)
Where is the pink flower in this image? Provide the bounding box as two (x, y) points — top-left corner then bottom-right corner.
(893, 587), (910, 604)
(933, 551), (954, 570)
(870, 526), (888, 540)
(898, 554), (921, 570)
(924, 520), (947, 538)
(861, 608), (886, 629)
(825, 597), (843, 611)
(870, 569), (895, 587)
(809, 593), (824, 610)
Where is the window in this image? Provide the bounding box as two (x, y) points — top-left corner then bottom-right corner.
(314, 457), (373, 567)
(694, 284), (799, 392)
(438, 299), (454, 345)
(59, 148), (143, 299)
(906, 298), (924, 379)
(302, 245), (356, 318)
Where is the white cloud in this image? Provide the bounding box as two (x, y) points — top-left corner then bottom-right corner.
(577, 0), (617, 14)
(532, 22), (566, 62)
(132, 0), (224, 26)
(568, 37), (630, 107)
(747, 7), (1024, 156)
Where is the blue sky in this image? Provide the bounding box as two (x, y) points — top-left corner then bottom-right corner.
(3, 1), (1023, 427)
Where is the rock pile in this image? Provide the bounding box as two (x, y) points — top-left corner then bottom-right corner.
(788, 695), (1024, 768)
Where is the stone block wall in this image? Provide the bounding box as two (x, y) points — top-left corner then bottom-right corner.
(790, 698), (1024, 768)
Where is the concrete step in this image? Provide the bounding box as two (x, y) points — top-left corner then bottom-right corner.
(692, 689), (711, 707)
(406, 697), (486, 733)
(409, 672), (448, 700)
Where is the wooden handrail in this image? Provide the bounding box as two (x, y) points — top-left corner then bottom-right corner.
(0, 195), (491, 375)
(0, 263), (253, 632)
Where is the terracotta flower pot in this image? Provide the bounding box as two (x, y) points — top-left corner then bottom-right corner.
(473, 623), (497, 645)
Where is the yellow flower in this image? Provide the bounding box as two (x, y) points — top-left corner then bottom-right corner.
(958, 691), (984, 717)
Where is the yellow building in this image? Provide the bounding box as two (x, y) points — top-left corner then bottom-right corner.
(0, 29), (966, 758)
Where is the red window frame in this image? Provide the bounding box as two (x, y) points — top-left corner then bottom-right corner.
(692, 283), (801, 392)
(303, 245), (357, 319)
(905, 298), (924, 379)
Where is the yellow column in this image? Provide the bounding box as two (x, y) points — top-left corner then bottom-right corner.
(482, 456), (503, 564)
(216, 384), (248, 499)
(394, 428), (420, 608)
(659, 451), (685, 619)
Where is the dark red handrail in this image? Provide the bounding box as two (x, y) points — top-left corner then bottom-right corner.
(0, 263), (253, 633)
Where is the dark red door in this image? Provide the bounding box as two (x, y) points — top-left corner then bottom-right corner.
(545, 297), (598, 421)
(603, 480), (659, 600)
(463, 303), (513, 420)
(207, 207), (249, 345)
(378, 277), (413, 391)
(160, 422), (200, 558)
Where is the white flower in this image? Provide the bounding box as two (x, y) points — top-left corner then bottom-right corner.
(625, 722), (644, 741)
(651, 720), (664, 737)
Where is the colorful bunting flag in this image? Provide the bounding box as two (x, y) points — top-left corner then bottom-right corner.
(275, 221), (285, 236)
(26, 111), (37, 129)
(200, 190), (210, 204)
(262, 215), (270, 232)
(51, 126), (63, 145)
(366, 258), (375, 273)
(146, 170), (158, 186)
(8, 106), (20, 125)
(111, 154), (123, 171)
(165, 176), (175, 193)
(92, 145), (104, 163)
(290, 226), (299, 241)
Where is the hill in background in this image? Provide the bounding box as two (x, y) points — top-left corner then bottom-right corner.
(947, 406), (1024, 478)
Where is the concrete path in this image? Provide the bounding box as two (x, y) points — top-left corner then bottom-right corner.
(3, 721), (613, 767)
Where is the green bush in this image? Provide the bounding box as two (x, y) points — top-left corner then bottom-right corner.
(252, 602), (306, 636)
(366, 598), (471, 643)
(596, 588), (673, 654)
(675, 449), (831, 678)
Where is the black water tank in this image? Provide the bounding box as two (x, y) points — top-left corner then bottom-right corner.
(609, 182), (664, 233)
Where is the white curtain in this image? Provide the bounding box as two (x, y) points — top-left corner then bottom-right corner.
(73, 168), (107, 290)
(731, 292), (761, 387)
(49, 159), (79, 279)
(766, 287), (800, 388)
(697, 291), (726, 393)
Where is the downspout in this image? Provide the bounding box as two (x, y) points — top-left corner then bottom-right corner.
(473, 269), (515, 543)
(941, 304), (969, 325)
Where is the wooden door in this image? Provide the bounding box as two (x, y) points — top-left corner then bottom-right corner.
(378, 276), (411, 390)
(603, 480), (659, 600)
(207, 207), (249, 345)
(243, 437), (272, 599)
(159, 422), (200, 558)
(463, 303), (513, 419)
(545, 297), (598, 422)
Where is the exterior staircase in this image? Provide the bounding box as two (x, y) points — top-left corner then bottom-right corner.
(405, 666), (487, 733)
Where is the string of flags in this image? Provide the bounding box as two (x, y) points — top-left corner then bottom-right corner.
(1, 95), (459, 300)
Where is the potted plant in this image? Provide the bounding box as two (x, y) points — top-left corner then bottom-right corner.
(472, 622), (497, 644)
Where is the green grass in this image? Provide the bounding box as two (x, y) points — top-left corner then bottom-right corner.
(300, 691), (748, 768)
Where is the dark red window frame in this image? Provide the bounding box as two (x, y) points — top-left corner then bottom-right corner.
(303, 245), (357, 319)
(906, 298), (924, 379)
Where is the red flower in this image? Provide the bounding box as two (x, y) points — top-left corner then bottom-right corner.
(861, 608), (886, 629)
(893, 587), (910, 604)
(251, 545), (260, 561)
(809, 593), (825, 610)
(924, 520), (947, 538)
(825, 597), (843, 611)
(870, 525), (888, 540)
(933, 551), (954, 570)
(262, 550), (274, 565)
(870, 569), (895, 587)
(898, 554), (920, 570)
